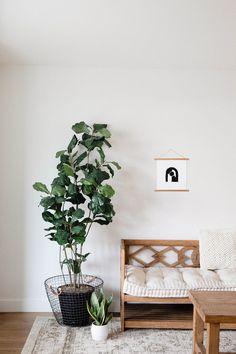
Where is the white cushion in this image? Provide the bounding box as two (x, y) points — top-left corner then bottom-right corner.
(125, 265), (146, 286)
(199, 230), (236, 269)
(123, 265), (236, 298)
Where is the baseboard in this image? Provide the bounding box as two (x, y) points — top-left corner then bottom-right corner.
(0, 299), (120, 313)
(0, 298), (51, 312)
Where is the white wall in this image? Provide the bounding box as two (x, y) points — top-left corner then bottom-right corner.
(1, 66), (236, 311)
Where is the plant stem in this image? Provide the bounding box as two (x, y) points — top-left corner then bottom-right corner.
(73, 244), (77, 289)
(63, 246), (73, 285)
(59, 246), (67, 285)
(85, 217), (94, 238)
(79, 244), (83, 286)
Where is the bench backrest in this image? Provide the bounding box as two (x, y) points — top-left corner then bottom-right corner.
(121, 239), (200, 268)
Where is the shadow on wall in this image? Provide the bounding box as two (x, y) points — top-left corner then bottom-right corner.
(0, 67), (28, 310)
(0, 42), (25, 64)
(113, 128), (153, 232)
(83, 126), (153, 311)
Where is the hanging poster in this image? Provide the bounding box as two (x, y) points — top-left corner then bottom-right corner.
(155, 156), (189, 192)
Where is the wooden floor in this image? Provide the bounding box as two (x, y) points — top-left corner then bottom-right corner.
(0, 312), (50, 353)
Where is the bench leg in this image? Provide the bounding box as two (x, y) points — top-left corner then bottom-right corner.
(192, 307), (204, 354)
(206, 323), (219, 354)
(120, 296), (125, 332)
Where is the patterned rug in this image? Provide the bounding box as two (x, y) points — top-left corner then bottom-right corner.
(22, 317), (236, 354)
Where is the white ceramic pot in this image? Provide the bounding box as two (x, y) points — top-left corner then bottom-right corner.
(91, 322), (109, 341)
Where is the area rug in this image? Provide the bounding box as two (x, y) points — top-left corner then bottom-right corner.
(22, 317), (236, 354)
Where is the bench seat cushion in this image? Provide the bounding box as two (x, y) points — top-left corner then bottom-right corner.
(123, 266), (236, 297)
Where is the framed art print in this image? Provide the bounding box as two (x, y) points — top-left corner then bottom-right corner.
(155, 157), (189, 192)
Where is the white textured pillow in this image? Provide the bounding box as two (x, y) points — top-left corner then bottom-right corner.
(125, 265), (145, 286)
(199, 230), (236, 270)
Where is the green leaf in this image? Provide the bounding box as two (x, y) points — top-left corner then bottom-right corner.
(68, 191), (86, 205)
(81, 184), (95, 196)
(42, 211), (55, 223)
(51, 185), (66, 196)
(90, 291), (99, 309)
(94, 218), (110, 225)
(80, 177), (96, 186)
(58, 173), (71, 186)
(72, 209), (85, 221)
(45, 232), (56, 239)
(98, 288), (104, 303)
(33, 182), (50, 194)
(93, 123), (107, 132)
(51, 175), (70, 189)
(63, 164), (74, 177)
(104, 164), (114, 177)
(98, 299), (105, 325)
(44, 226), (55, 231)
(80, 134), (93, 149)
(86, 167), (109, 184)
(95, 159), (100, 168)
(40, 196), (56, 210)
(72, 122), (90, 134)
(83, 252), (90, 259)
(104, 139), (111, 148)
(98, 184), (115, 198)
(55, 230), (69, 245)
(82, 217), (93, 224)
(103, 202), (115, 218)
(87, 290), (113, 325)
(92, 123), (111, 138)
(72, 260), (81, 274)
(72, 233), (86, 244)
(54, 210), (64, 219)
(71, 225), (84, 234)
(53, 219), (65, 227)
(97, 147), (105, 164)
(55, 196), (66, 203)
(98, 128), (111, 138)
(67, 183), (77, 195)
(104, 313), (113, 325)
(55, 150), (66, 158)
(63, 259), (82, 274)
(81, 134), (105, 150)
(87, 301), (98, 323)
(60, 154), (70, 163)
(106, 294), (113, 306)
(67, 134), (78, 153)
(89, 193), (107, 215)
(76, 252), (90, 262)
(110, 161), (121, 170)
(65, 206), (75, 216)
(75, 151), (87, 166)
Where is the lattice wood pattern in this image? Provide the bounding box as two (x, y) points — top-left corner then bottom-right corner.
(126, 240), (199, 268)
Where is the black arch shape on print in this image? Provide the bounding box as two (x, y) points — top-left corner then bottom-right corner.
(165, 167), (179, 182)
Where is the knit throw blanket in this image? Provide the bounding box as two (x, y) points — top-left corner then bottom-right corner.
(199, 230), (236, 269)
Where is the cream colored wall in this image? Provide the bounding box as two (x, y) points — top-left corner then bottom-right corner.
(0, 66), (236, 311)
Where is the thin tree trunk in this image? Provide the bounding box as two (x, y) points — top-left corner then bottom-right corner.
(59, 246), (67, 285)
(63, 246), (73, 285)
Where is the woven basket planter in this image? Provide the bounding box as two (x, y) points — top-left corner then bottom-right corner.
(45, 274), (103, 327)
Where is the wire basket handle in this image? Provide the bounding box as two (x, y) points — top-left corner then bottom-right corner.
(50, 285), (62, 296)
(86, 276), (96, 284)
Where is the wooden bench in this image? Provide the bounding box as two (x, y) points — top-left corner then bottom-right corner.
(120, 239), (200, 331)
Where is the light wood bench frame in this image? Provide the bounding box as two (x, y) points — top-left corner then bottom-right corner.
(120, 239), (200, 331)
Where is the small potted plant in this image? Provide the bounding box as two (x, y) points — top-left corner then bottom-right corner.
(33, 121), (120, 327)
(87, 289), (113, 341)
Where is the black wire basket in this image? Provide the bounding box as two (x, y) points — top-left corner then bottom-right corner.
(45, 274), (103, 327)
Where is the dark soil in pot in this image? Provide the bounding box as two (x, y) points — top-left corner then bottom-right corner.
(58, 284), (94, 327)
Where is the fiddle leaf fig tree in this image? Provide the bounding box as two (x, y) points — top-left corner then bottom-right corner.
(33, 122), (121, 289)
